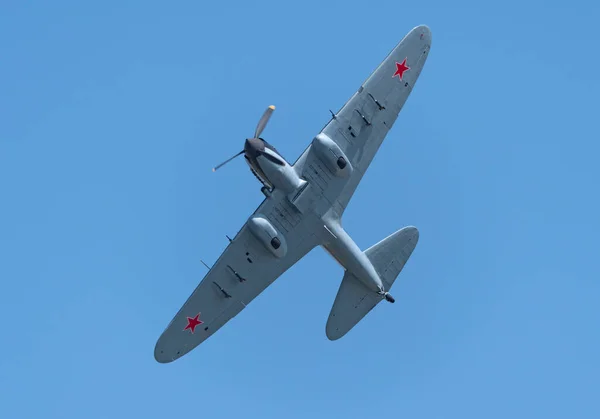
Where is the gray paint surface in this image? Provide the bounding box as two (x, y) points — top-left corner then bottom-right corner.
(154, 25), (432, 363)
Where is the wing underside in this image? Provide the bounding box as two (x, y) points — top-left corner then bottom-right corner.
(154, 191), (322, 363)
(155, 25), (432, 360)
(292, 25), (432, 217)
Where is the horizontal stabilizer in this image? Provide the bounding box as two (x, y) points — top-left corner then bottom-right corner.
(326, 226), (419, 340)
(364, 226), (419, 289)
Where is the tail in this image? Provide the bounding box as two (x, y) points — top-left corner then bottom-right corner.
(325, 226), (419, 340)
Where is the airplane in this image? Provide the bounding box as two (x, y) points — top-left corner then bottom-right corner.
(154, 24), (432, 363)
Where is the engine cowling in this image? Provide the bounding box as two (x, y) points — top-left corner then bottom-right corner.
(311, 133), (353, 177)
(247, 214), (287, 258)
(255, 149), (306, 196)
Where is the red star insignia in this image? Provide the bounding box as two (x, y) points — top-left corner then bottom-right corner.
(184, 313), (203, 333)
(393, 58), (410, 80)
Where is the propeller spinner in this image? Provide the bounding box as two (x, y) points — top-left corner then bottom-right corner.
(212, 105), (276, 172)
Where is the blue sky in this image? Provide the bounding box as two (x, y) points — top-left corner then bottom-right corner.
(1, 0), (599, 417)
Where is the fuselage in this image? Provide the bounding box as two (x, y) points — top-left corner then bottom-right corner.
(244, 137), (385, 296)
(321, 218), (384, 294)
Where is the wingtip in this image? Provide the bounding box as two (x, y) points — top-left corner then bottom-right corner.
(413, 24), (431, 32)
(154, 344), (174, 364)
(326, 328), (344, 341)
(413, 24), (432, 43)
(269, 105), (275, 110)
(154, 355), (173, 364)
(401, 225), (420, 243)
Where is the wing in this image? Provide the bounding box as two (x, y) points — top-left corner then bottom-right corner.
(154, 191), (322, 363)
(292, 25), (432, 216)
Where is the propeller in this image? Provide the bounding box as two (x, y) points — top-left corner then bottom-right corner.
(212, 150), (244, 172)
(212, 105), (275, 172)
(254, 105), (275, 139)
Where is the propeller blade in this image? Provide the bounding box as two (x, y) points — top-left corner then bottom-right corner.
(254, 105), (275, 139)
(212, 150), (244, 172)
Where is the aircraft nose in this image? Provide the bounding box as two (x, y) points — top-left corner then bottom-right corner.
(244, 138), (264, 157)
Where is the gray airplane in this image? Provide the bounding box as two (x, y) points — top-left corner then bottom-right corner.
(154, 25), (432, 363)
